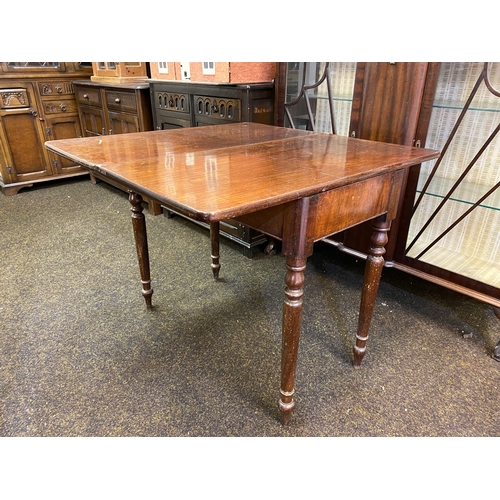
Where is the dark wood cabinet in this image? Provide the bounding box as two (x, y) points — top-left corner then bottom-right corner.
(149, 79), (275, 256)
(150, 80), (274, 130)
(73, 80), (153, 136)
(0, 63), (92, 195)
(78, 104), (106, 136)
(39, 80), (87, 176)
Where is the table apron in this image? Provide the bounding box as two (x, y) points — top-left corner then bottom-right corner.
(235, 169), (406, 242)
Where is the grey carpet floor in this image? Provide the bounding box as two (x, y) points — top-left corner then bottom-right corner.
(1, 177), (499, 437)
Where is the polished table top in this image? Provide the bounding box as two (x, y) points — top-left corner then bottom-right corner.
(46, 122), (439, 223)
(46, 123), (440, 426)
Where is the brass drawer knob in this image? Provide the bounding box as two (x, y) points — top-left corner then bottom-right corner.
(115, 98), (121, 104)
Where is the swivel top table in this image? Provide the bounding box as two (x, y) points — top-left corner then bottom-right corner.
(46, 122), (439, 425)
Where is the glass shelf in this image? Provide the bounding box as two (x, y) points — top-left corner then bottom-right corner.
(285, 94), (353, 104)
(408, 62), (500, 290)
(406, 236), (500, 288)
(417, 173), (500, 211)
(433, 101), (500, 113)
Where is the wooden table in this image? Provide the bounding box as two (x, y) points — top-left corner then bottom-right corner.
(46, 123), (439, 425)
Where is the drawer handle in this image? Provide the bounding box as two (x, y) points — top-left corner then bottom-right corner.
(83, 94), (89, 99)
(59, 103), (67, 112)
(55, 85), (62, 93)
(30, 108), (38, 117)
(115, 98), (121, 104)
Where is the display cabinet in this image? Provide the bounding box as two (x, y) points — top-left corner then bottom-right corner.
(275, 62), (500, 317)
(149, 79), (275, 256)
(396, 62), (500, 306)
(0, 62), (92, 195)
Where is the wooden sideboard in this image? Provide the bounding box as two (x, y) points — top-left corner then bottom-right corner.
(73, 80), (153, 137)
(0, 62), (92, 195)
(148, 79), (276, 256)
(73, 79), (160, 214)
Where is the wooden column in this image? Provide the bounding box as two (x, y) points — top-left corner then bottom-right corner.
(129, 191), (153, 309)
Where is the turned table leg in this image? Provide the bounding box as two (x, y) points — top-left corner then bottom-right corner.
(353, 215), (391, 367)
(210, 222), (221, 280)
(278, 198), (313, 425)
(129, 192), (153, 309)
(279, 256), (307, 425)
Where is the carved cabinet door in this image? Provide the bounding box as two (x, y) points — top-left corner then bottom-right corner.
(0, 83), (51, 185)
(43, 114), (84, 174)
(78, 104), (106, 137)
(107, 111), (140, 135)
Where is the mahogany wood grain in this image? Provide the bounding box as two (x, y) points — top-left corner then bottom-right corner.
(45, 122), (439, 425)
(344, 62), (441, 261)
(45, 123), (438, 223)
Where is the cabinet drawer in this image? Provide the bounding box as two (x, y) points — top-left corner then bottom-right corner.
(76, 86), (101, 106)
(0, 88), (30, 109)
(37, 81), (74, 96)
(40, 99), (78, 115)
(105, 90), (137, 112)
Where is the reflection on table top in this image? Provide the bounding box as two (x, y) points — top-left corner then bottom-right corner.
(46, 122), (440, 221)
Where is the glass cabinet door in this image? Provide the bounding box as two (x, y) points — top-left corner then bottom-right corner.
(405, 62), (500, 289)
(283, 62), (356, 136)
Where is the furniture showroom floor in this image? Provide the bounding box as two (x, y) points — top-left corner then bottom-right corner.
(1, 177), (499, 437)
